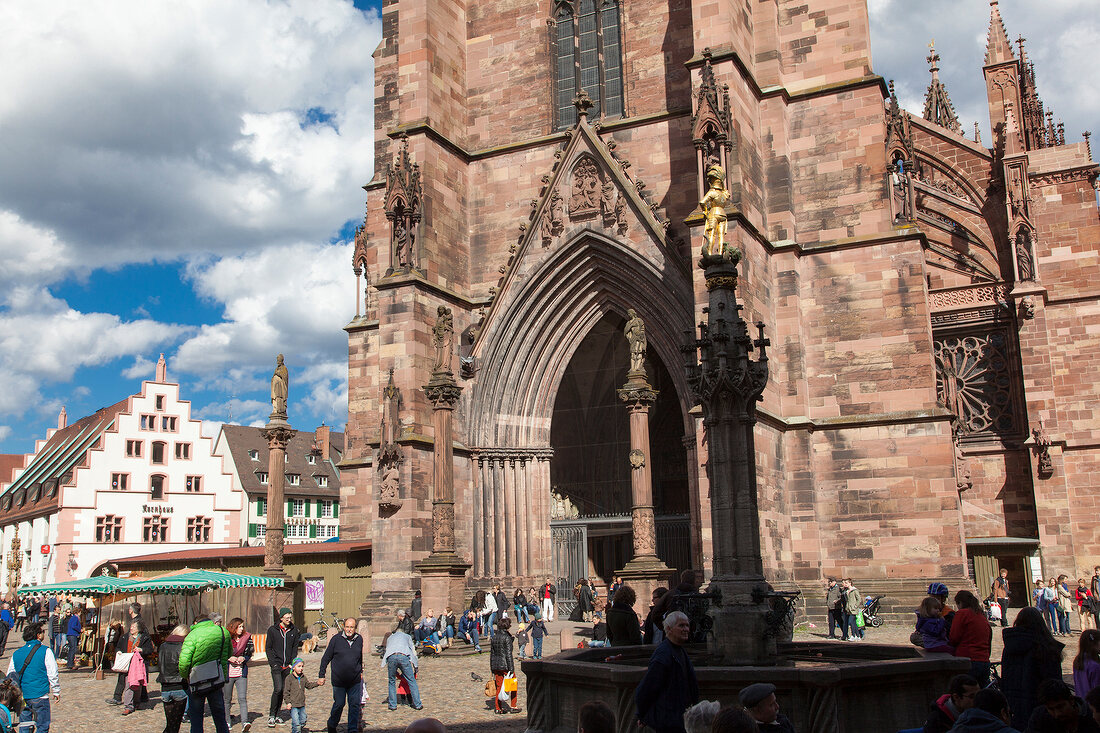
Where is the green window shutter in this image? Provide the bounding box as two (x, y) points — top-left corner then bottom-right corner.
(248, 523), (256, 538)
(259, 498), (266, 516)
(287, 500), (292, 515)
(309, 524), (317, 539)
(305, 500), (311, 518)
(333, 502), (339, 518)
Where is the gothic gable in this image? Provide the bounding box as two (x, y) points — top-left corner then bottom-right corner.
(471, 107), (686, 352)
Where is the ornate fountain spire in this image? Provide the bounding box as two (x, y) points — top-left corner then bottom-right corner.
(922, 41), (961, 133)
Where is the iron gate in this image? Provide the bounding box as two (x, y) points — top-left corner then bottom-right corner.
(551, 521), (587, 617)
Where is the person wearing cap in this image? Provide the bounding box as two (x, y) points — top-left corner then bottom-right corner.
(740, 683), (795, 733)
(266, 608), (302, 728)
(927, 583), (956, 636)
(634, 611), (698, 732)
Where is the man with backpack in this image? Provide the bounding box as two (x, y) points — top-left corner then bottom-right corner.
(6, 623), (59, 733)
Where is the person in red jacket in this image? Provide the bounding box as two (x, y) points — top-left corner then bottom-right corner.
(950, 590), (993, 687)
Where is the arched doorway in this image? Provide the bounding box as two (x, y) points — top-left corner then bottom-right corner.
(549, 311), (690, 590)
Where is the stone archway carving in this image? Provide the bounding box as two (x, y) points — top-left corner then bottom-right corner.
(470, 231), (694, 449)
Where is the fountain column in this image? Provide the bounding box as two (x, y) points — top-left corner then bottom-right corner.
(617, 310), (675, 617)
(682, 238), (774, 663)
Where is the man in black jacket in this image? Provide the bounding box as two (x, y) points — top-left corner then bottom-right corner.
(634, 612), (698, 732)
(266, 607), (302, 727)
(318, 618), (364, 733)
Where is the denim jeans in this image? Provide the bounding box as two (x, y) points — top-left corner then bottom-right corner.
(844, 613), (864, 639)
(827, 609), (842, 637)
(462, 627), (480, 650)
(328, 680), (363, 733)
(487, 612), (497, 638)
(290, 706), (307, 733)
(532, 636), (544, 659)
(1057, 608), (1072, 634)
(386, 653), (422, 709)
(19, 696), (50, 733)
(162, 689), (188, 733)
(1042, 604), (1058, 633)
(186, 685), (230, 733)
(514, 604), (529, 623)
(442, 626), (455, 641)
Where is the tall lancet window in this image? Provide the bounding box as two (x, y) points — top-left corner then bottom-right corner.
(554, 0), (623, 129)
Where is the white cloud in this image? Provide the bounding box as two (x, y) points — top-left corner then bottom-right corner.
(121, 356), (154, 380)
(0, 288), (189, 415)
(0, 426), (11, 443)
(0, 0), (379, 289)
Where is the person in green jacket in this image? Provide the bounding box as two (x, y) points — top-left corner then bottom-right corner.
(178, 615), (231, 733)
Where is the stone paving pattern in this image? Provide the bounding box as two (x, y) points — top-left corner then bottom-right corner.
(18, 610), (1084, 732)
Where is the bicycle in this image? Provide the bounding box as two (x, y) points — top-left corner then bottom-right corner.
(985, 662), (1002, 692)
(315, 609), (341, 640)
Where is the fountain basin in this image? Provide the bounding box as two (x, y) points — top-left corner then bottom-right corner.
(522, 640), (969, 733)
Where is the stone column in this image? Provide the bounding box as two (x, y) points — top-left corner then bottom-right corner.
(416, 306), (471, 612)
(617, 315), (674, 618)
(262, 423), (295, 577)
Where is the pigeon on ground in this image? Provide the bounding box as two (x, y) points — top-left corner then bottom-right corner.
(470, 672), (483, 682)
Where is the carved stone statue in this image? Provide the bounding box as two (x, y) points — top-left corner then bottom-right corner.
(432, 306), (454, 374)
(624, 308), (647, 377)
(396, 216), (413, 268)
(600, 179), (616, 224)
(1015, 230), (1034, 281)
(700, 164), (730, 257)
(570, 157), (601, 217)
(379, 465), (401, 509)
(270, 354), (289, 418)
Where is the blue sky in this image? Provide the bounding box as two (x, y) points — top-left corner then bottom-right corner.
(0, 0), (1095, 455)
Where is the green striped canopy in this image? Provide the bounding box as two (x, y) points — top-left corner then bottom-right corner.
(16, 574), (134, 597)
(119, 570), (284, 595)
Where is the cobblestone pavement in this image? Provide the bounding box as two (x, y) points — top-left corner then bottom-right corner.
(9, 608), (1082, 732)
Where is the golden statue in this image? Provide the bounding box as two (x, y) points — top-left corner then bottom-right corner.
(700, 164), (730, 257)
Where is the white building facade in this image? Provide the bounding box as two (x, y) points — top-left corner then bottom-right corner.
(213, 424), (343, 546)
(0, 356), (241, 592)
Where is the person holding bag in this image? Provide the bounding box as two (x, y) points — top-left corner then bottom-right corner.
(120, 620), (153, 715)
(489, 617), (517, 714)
(178, 614), (231, 733)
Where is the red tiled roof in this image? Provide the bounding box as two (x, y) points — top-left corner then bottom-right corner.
(0, 455), (24, 485)
(111, 539), (370, 566)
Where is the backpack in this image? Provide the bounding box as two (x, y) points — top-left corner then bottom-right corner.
(0, 702), (10, 733)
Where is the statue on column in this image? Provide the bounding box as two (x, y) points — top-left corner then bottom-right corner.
(270, 354), (289, 419)
(700, 164), (730, 257)
(432, 306), (454, 374)
(624, 309), (647, 378)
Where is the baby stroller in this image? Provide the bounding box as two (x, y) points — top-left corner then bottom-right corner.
(862, 595), (885, 628)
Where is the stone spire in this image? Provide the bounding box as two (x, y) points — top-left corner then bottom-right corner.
(984, 1), (1014, 65)
(922, 42), (961, 133)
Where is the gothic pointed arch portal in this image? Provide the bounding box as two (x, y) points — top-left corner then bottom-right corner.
(549, 311), (690, 585)
(467, 231), (697, 587)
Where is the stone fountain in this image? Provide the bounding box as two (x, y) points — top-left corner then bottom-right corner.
(520, 249), (968, 733)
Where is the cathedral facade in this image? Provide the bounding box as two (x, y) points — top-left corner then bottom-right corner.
(341, 0), (1100, 620)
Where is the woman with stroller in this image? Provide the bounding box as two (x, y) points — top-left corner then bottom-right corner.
(1000, 606), (1064, 730)
(950, 590), (993, 686)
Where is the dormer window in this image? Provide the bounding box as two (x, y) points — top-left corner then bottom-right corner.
(286, 474), (300, 486)
(257, 472), (268, 485)
(315, 475), (328, 488)
(249, 449), (259, 461)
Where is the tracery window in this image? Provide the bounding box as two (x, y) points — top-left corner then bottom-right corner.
(553, 0), (623, 129)
(934, 328), (1022, 438)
